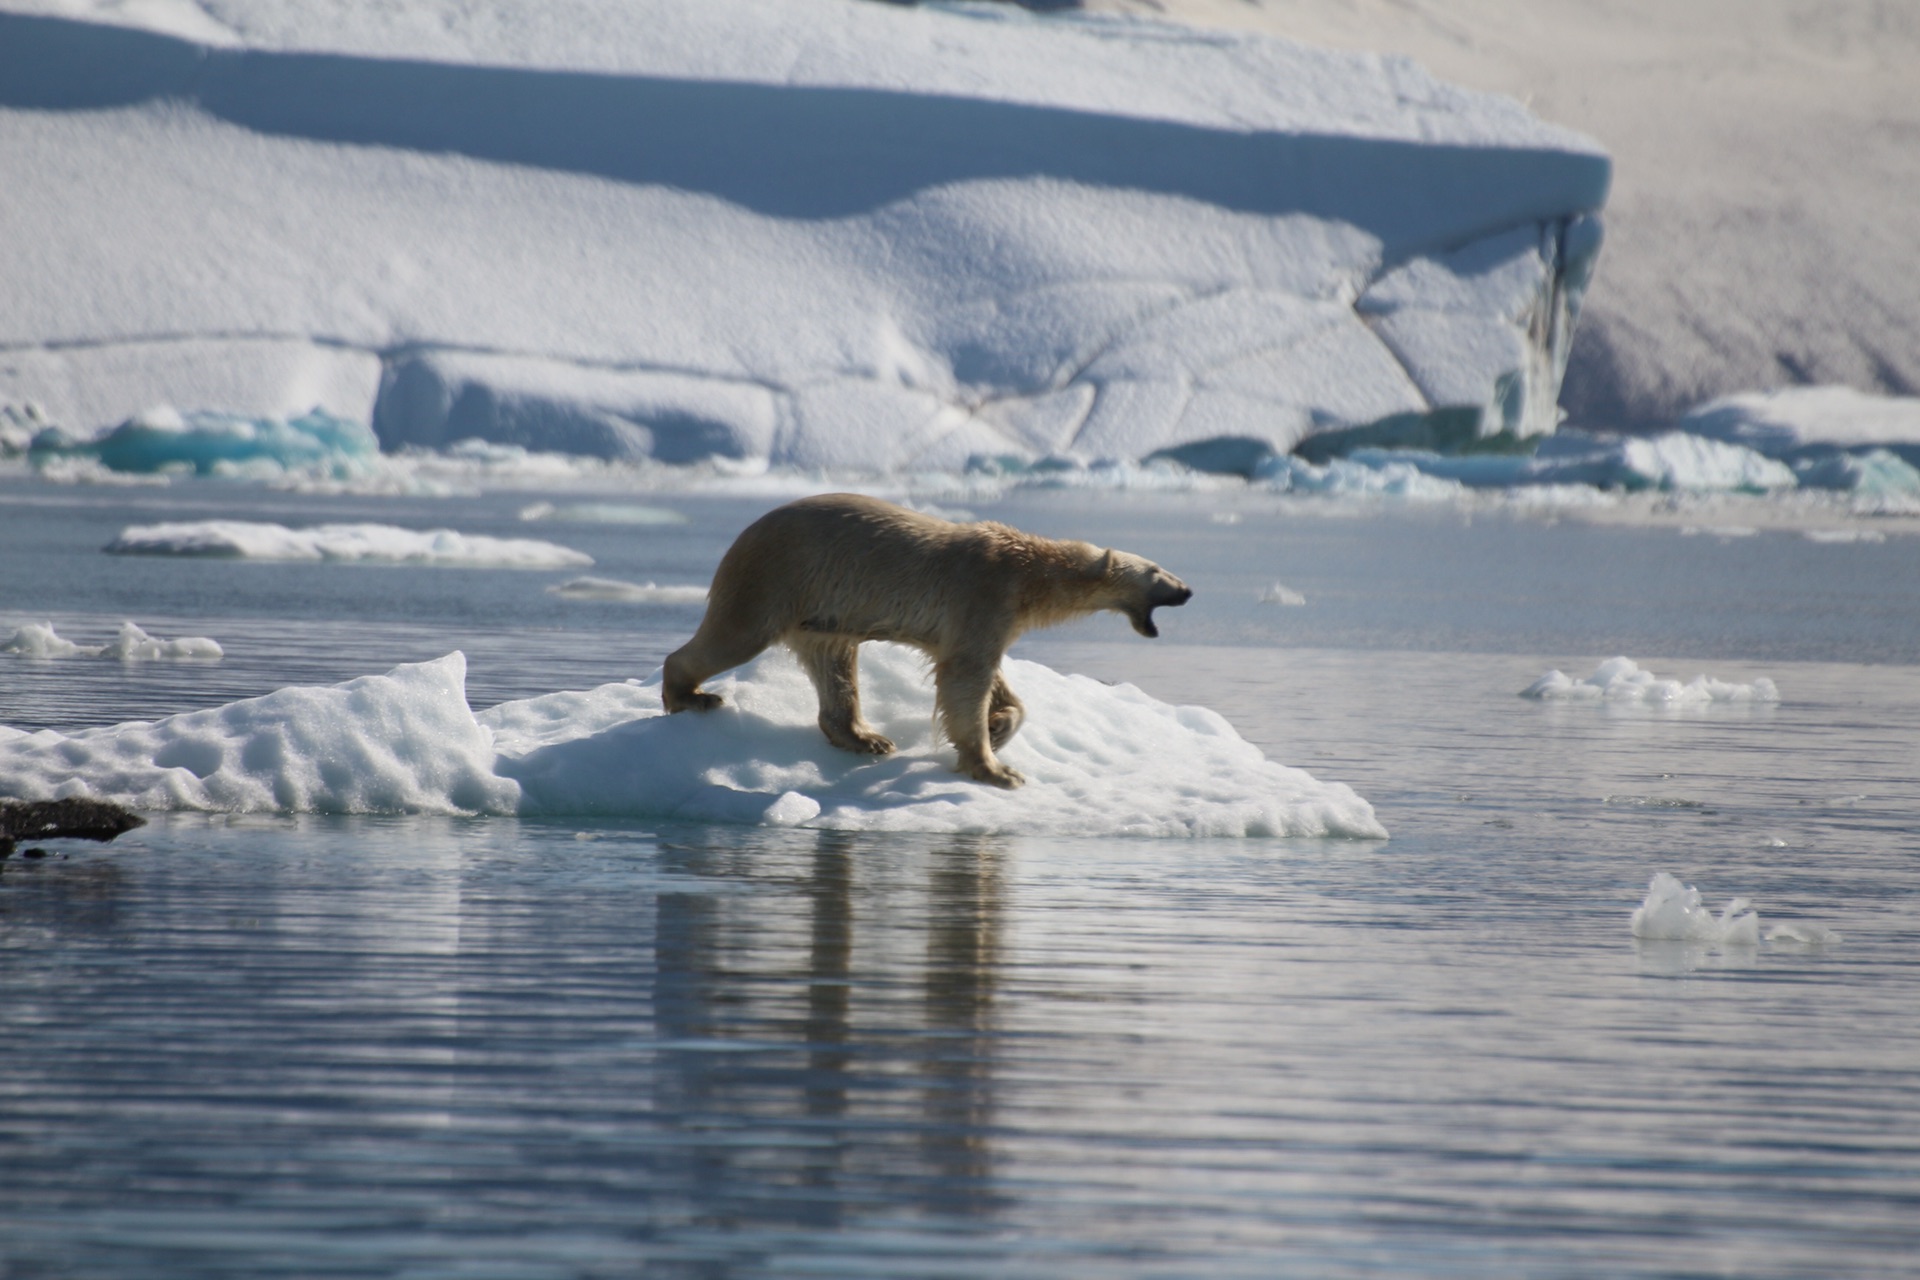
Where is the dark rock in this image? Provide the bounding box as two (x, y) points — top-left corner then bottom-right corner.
(0, 798), (146, 858)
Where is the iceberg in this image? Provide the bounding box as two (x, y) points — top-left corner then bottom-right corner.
(0, 0), (1607, 475)
(0, 647), (1386, 838)
(104, 520), (593, 568)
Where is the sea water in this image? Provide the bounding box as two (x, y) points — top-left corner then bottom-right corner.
(2, 477), (1918, 1278)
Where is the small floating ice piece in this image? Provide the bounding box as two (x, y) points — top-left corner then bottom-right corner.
(546, 576), (708, 604)
(1521, 657), (1778, 705)
(1257, 583), (1307, 606)
(1630, 872), (1760, 944)
(1766, 922), (1841, 947)
(2, 620), (222, 661)
(518, 501), (687, 525)
(105, 520), (592, 568)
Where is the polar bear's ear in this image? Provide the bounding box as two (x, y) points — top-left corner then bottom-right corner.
(1090, 548), (1115, 579)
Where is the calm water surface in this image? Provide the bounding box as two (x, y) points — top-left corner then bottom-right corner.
(3, 479), (1918, 1277)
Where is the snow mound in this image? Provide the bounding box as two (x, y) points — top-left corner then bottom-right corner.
(1522, 658), (1779, 706)
(546, 576), (708, 605)
(1681, 387), (1920, 467)
(1630, 872), (1759, 945)
(104, 520), (592, 568)
(0, 647), (1386, 838)
(0, 0), (1606, 473)
(2, 619), (221, 660)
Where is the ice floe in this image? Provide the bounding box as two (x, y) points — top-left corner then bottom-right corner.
(0, 648), (1386, 839)
(546, 577), (708, 605)
(1521, 658), (1779, 705)
(104, 520), (593, 568)
(1, 620), (221, 660)
(518, 501), (687, 525)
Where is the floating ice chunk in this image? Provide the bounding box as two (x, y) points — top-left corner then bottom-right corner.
(0, 646), (1384, 837)
(1677, 524), (1759, 539)
(1521, 657), (1779, 705)
(0, 654), (514, 815)
(546, 576), (708, 604)
(1803, 528), (1888, 544)
(1258, 583), (1307, 606)
(1766, 922), (1841, 947)
(1631, 872), (1760, 944)
(2, 620), (222, 661)
(485, 644), (1386, 838)
(518, 501), (688, 525)
(2, 622), (88, 659)
(104, 521), (592, 568)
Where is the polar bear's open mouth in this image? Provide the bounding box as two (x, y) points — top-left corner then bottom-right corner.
(1131, 581), (1194, 637)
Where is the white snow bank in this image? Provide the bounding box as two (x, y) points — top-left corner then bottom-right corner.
(0, 0), (1606, 472)
(0, 646), (1386, 838)
(104, 520), (592, 568)
(1630, 873), (1759, 945)
(546, 577), (707, 605)
(1, 619), (221, 660)
(1522, 658), (1779, 706)
(1681, 388), (1920, 466)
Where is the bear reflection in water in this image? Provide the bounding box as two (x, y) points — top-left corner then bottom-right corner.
(663, 493), (1191, 788)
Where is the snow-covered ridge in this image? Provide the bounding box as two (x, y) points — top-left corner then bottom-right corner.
(0, 0), (1607, 475)
(0, 646), (1387, 839)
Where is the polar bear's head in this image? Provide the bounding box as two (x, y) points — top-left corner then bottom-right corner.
(1095, 549), (1192, 638)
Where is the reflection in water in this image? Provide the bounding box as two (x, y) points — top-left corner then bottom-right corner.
(923, 837), (1002, 1211)
(649, 829), (1009, 1241)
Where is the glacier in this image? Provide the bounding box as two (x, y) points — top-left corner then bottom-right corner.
(0, 0), (1607, 476)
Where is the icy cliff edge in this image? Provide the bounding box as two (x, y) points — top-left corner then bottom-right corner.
(0, 0), (1608, 472)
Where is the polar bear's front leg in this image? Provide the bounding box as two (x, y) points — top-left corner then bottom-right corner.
(936, 655), (1024, 788)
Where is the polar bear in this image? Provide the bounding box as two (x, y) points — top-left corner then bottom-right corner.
(662, 493), (1192, 788)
